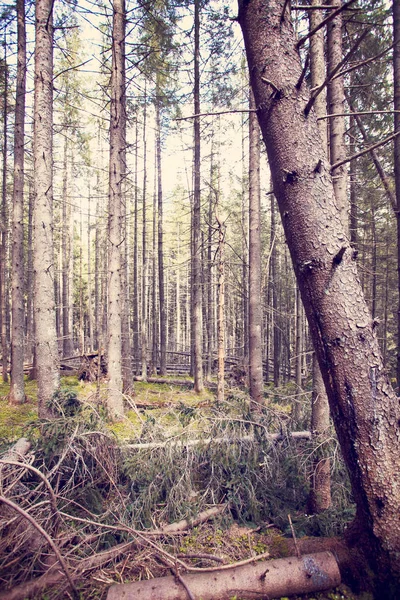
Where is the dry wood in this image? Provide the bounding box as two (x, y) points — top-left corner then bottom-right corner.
(0, 496), (78, 598)
(107, 551), (341, 600)
(124, 431), (311, 450)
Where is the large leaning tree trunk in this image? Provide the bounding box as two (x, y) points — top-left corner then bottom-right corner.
(33, 0), (60, 417)
(238, 0), (400, 596)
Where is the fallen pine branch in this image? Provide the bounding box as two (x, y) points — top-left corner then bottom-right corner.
(106, 551), (341, 600)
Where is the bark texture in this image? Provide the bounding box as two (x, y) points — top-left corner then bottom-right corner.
(107, 551), (340, 600)
(248, 89), (264, 410)
(107, 0), (126, 415)
(192, 0), (204, 393)
(33, 0), (60, 416)
(239, 0), (400, 594)
(10, 0), (26, 406)
(393, 0), (400, 389)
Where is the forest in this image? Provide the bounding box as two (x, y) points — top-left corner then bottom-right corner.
(1, 0), (400, 598)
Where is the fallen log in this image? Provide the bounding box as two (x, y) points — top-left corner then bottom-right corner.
(124, 431), (311, 450)
(106, 550), (340, 600)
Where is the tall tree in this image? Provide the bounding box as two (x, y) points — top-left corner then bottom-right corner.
(248, 89), (264, 410)
(239, 0), (400, 594)
(9, 0), (26, 406)
(33, 0), (59, 416)
(1, 46), (9, 384)
(107, 0), (126, 415)
(192, 0), (204, 393)
(307, 0), (331, 513)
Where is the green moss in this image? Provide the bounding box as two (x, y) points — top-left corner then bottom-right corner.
(269, 534), (290, 558)
(0, 382), (38, 441)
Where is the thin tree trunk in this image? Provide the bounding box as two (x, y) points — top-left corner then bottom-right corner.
(132, 118), (139, 373)
(248, 89), (263, 410)
(192, 0), (203, 393)
(156, 99), (167, 376)
(1, 49), (8, 384)
(107, 0), (126, 415)
(62, 136), (74, 357)
(327, 0), (348, 233)
(87, 191), (93, 352)
(141, 89), (148, 381)
(215, 207), (225, 404)
(270, 196), (280, 387)
(26, 181), (34, 366)
(33, 0), (59, 416)
(152, 154), (158, 375)
(9, 0), (26, 405)
(308, 0), (332, 511)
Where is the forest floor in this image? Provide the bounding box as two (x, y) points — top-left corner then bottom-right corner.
(0, 375), (369, 599)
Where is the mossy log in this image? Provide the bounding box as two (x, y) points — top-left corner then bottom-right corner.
(106, 551), (340, 600)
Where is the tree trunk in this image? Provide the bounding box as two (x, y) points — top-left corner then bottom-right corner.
(192, 0), (204, 393)
(248, 89), (264, 411)
(393, 0), (400, 390)
(327, 0), (348, 233)
(107, 552), (340, 600)
(1, 49), (9, 384)
(33, 0), (59, 416)
(132, 118), (139, 373)
(239, 0), (400, 594)
(9, 0), (26, 406)
(308, 0), (331, 512)
(215, 207), (225, 404)
(61, 136), (74, 357)
(141, 88), (148, 381)
(156, 98), (167, 376)
(107, 0), (126, 415)
(26, 180), (34, 366)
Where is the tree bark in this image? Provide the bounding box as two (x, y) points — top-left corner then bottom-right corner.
(1, 49), (9, 384)
(248, 89), (264, 411)
(393, 0), (400, 390)
(107, 0), (126, 415)
(239, 0), (400, 594)
(156, 98), (167, 376)
(141, 88), (148, 382)
(192, 0), (204, 393)
(308, 0), (331, 512)
(33, 0), (59, 416)
(107, 551), (340, 600)
(10, 0), (26, 405)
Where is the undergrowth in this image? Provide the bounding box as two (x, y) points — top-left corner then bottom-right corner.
(0, 377), (355, 599)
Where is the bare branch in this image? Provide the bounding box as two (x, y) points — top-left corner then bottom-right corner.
(297, 0), (358, 48)
(331, 130), (400, 171)
(0, 496), (78, 598)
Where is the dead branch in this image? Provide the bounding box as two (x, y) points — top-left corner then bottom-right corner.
(0, 496), (78, 598)
(123, 431), (311, 450)
(331, 130), (400, 171)
(297, 0), (358, 48)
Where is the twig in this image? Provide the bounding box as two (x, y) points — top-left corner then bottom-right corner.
(288, 514), (300, 558)
(0, 460), (58, 521)
(0, 496), (78, 598)
(331, 130), (400, 171)
(175, 109), (256, 121)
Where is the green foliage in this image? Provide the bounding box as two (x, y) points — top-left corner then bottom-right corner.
(50, 386), (82, 417)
